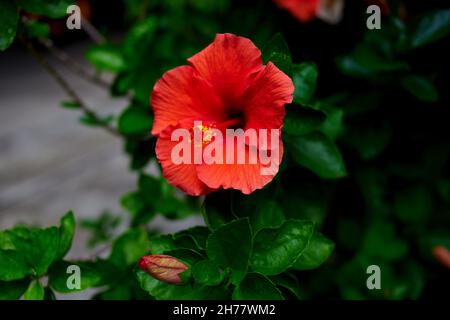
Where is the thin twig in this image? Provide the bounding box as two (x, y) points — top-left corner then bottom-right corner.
(38, 38), (111, 89)
(81, 14), (106, 44)
(21, 38), (121, 138)
(21, 15), (110, 90)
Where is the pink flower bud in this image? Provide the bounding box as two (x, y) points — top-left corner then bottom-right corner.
(138, 254), (189, 284)
(432, 246), (450, 271)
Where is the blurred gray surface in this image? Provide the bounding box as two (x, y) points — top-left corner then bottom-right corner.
(0, 41), (203, 298)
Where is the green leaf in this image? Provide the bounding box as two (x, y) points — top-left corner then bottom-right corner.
(149, 234), (177, 254)
(192, 260), (224, 286)
(319, 107), (344, 140)
(0, 250), (30, 281)
(1, 213), (76, 280)
(250, 200), (285, 233)
(118, 105), (153, 136)
(56, 211), (75, 260)
(270, 273), (302, 299)
(23, 280), (45, 300)
(61, 100), (81, 109)
(81, 211), (121, 248)
(286, 132), (347, 179)
(80, 113), (113, 127)
(337, 44), (409, 79)
(79, 113), (102, 127)
(173, 234), (203, 253)
(394, 185), (431, 223)
(49, 260), (115, 293)
(279, 183), (329, 225)
(283, 106), (326, 136)
(0, 0), (19, 51)
(266, 52), (292, 75)
(123, 201), (155, 228)
(16, 0), (74, 18)
(0, 279), (29, 300)
(0, 231), (14, 250)
(250, 220), (314, 275)
(85, 44), (127, 72)
(109, 228), (150, 268)
(126, 58), (159, 106)
(138, 173), (161, 198)
(173, 226), (210, 251)
(202, 192), (236, 230)
(262, 33), (292, 75)
(409, 9), (450, 49)
(136, 269), (228, 300)
(136, 173), (194, 221)
(206, 218), (252, 284)
(362, 221), (408, 261)
(123, 16), (158, 58)
(190, 0), (230, 13)
(6, 226), (60, 277)
(232, 273), (283, 300)
(437, 179), (450, 203)
(120, 191), (146, 215)
(401, 75), (439, 102)
(292, 233), (335, 270)
(398, 261), (425, 300)
(111, 72), (133, 96)
(356, 168), (388, 215)
(262, 33), (291, 62)
(292, 63), (318, 104)
(344, 122), (392, 160)
(24, 20), (50, 39)
(337, 219), (363, 252)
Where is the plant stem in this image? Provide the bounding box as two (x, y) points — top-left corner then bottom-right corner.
(22, 38), (121, 138)
(38, 38), (111, 89)
(21, 15), (110, 89)
(81, 14), (106, 44)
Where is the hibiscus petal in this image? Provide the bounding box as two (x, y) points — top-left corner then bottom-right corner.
(196, 135), (284, 195)
(243, 62), (294, 149)
(151, 65), (226, 136)
(187, 33), (264, 108)
(273, 0), (320, 22)
(155, 123), (214, 196)
(244, 62), (294, 131)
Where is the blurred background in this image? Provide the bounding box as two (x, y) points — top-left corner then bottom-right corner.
(1, 0), (450, 299)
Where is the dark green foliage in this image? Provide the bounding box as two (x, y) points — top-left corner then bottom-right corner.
(0, 0), (449, 301)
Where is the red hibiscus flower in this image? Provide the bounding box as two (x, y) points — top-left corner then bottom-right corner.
(151, 34), (294, 196)
(273, 0), (320, 22)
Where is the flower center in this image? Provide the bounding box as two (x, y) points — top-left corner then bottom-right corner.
(193, 123), (217, 144)
(191, 117), (243, 146)
(226, 111), (245, 129)
(216, 117), (242, 130)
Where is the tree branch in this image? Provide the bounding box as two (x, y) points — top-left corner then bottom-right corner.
(38, 38), (111, 89)
(81, 14), (106, 44)
(21, 38), (121, 138)
(20, 15), (111, 90)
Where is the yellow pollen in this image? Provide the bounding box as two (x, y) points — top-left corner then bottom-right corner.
(193, 124), (217, 145)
